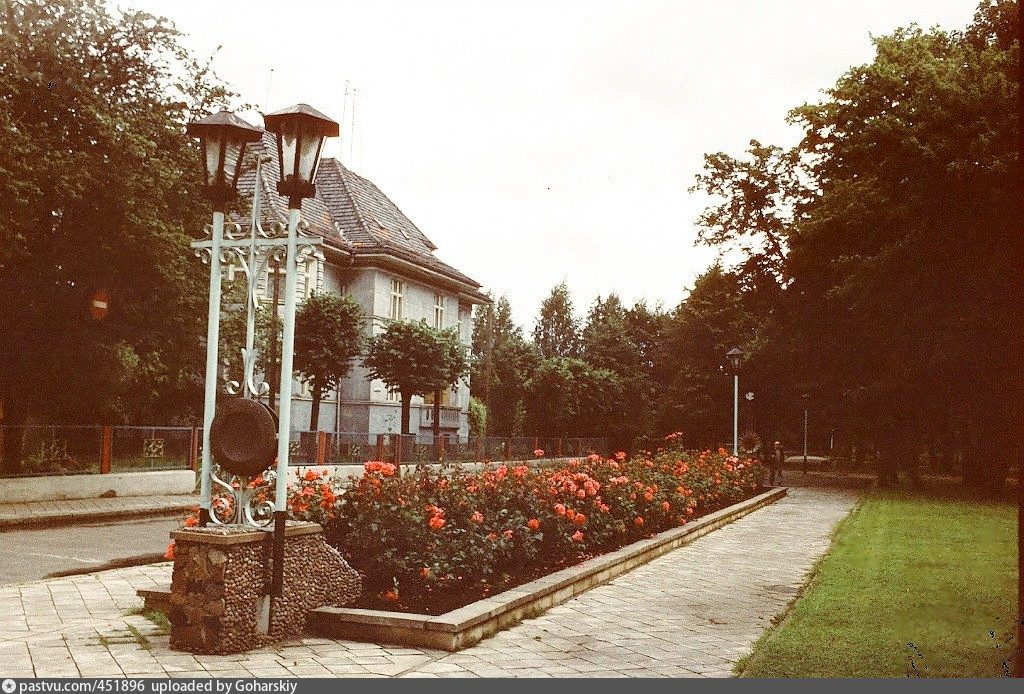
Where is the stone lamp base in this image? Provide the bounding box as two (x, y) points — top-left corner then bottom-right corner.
(167, 521), (360, 654)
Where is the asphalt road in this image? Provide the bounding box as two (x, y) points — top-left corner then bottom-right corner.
(0, 515), (178, 585)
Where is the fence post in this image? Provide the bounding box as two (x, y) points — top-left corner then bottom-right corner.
(100, 426), (112, 474)
(189, 427), (200, 470)
(395, 434), (403, 464)
(375, 434), (385, 461)
(557, 437), (563, 457)
(316, 431), (327, 466)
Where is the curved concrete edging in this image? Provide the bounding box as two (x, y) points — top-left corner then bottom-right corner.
(309, 486), (789, 651)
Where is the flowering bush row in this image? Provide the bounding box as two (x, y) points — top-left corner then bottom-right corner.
(169, 439), (761, 612)
(325, 441), (761, 611)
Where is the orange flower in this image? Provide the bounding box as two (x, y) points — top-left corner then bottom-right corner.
(183, 515), (199, 528)
(527, 518), (540, 531)
(644, 491), (654, 502)
(503, 529), (514, 540)
(718, 447), (727, 456)
(661, 501), (671, 512)
(573, 513), (587, 526)
(420, 566), (431, 579)
(554, 503), (566, 516)
(533, 448), (545, 458)
(428, 516), (446, 530)
(615, 451), (627, 461)
(164, 541), (175, 560)
(382, 589), (399, 602)
(571, 530), (584, 542)
(634, 516), (645, 527)
(303, 469), (321, 481)
(470, 511), (484, 524)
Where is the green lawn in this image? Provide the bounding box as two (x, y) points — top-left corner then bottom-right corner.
(738, 487), (1018, 678)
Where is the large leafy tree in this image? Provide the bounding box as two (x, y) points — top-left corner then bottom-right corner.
(0, 0), (234, 471)
(533, 282), (580, 358)
(364, 321), (469, 436)
(294, 292), (364, 430)
(690, 0), (1019, 486)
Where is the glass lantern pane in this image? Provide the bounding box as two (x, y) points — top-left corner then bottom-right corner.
(222, 140), (243, 183)
(279, 124), (299, 181)
(297, 134), (322, 183)
(204, 133), (224, 184)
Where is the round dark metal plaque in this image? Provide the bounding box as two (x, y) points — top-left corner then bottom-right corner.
(210, 398), (277, 477)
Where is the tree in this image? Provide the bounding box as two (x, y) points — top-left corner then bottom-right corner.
(364, 321), (469, 436)
(689, 0), (1019, 487)
(523, 358), (622, 438)
(0, 0), (235, 472)
(294, 292), (364, 430)
(691, 140), (809, 277)
(533, 282), (580, 358)
(471, 296), (538, 436)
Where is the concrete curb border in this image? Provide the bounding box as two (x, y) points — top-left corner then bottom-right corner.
(309, 486), (788, 651)
(0, 501), (196, 532)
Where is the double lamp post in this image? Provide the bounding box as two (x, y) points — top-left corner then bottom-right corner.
(186, 104), (338, 550)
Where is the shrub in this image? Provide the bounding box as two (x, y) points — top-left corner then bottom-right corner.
(326, 441), (761, 610)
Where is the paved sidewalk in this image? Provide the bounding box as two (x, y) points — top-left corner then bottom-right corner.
(0, 487), (857, 678)
(0, 495), (198, 531)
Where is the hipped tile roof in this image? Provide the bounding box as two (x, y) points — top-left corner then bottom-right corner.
(230, 133), (488, 303)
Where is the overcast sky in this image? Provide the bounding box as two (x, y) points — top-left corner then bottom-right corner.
(128, 0), (977, 330)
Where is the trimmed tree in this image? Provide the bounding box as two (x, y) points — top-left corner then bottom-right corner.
(294, 293), (364, 430)
(364, 321), (469, 436)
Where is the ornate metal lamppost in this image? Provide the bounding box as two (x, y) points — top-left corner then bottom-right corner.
(262, 104), (339, 593)
(727, 347), (744, 456)
(186, 111), (263, 526)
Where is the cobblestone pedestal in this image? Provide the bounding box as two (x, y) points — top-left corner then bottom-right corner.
(167, 521), (360, 655)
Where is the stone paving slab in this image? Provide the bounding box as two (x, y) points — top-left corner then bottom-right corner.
(0, 487), (857, 677)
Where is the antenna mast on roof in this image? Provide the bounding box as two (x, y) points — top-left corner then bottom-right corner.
(341, 80), (351, 164)
(350, 88), (357, 168)
(263, 68), (275, 111)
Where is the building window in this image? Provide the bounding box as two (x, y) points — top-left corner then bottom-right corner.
(390, 278), (404, 320)
(386, 387), (401, 403)
(266, 264), (285, 304)
(302, 257), (319, 299)
(434, 294), (445, 329)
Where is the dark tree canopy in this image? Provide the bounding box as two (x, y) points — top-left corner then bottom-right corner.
(533, 282), (580, 359)
(0, 0), (238, 472)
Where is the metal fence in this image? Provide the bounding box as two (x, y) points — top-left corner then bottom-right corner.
(286, 432), (607, 467)
(0, 425), (198, 478)
(0, 425), (606, 477)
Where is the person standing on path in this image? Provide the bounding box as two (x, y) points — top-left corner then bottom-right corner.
(769, 441), (784, 485)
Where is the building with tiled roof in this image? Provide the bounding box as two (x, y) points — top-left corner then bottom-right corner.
(232, 134), (488, 437)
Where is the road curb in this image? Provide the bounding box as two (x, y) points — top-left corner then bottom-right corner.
(0, 503), (194, 532)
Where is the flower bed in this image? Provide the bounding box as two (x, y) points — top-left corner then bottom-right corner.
(322, 441), (761, 614)
(174, 440), (762, 615)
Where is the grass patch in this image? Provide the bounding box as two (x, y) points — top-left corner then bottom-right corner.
(738, 487), (1018, 678)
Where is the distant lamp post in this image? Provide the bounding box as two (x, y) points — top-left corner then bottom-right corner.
(262, 103), (338, 595)
(801, 393), (811, 475)
(186, 111), (263, 526)
(726, 347), (744, 456)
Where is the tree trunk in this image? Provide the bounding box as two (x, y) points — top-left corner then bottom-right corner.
(310, 382), (322, 432)
(401, 392), (412, 435)
(433, 389), (441, 439)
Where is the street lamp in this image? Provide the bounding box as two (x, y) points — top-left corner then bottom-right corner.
(801, 393), (810, 475)
(727, 347), (743, 456)
(186, 111), (263, 526)
(262, 103), (339, 595)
